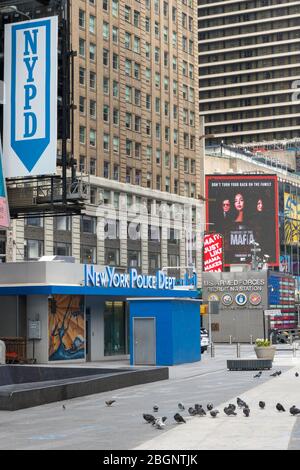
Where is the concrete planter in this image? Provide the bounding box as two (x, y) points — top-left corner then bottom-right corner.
(254, 346), (276, 360)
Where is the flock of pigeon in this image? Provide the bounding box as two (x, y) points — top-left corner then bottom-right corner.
(138, 370), (300, 430)
(60, 370), (300, 431)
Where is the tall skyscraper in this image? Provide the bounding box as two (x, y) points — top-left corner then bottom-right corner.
(198, 0), (300, 145)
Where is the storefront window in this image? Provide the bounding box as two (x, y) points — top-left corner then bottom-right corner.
(105, 248), (120, 266)
(104, 301), (126, 356)
(80, 245), (96, 264)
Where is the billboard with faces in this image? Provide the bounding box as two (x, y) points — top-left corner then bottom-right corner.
(205, 175), (279, 266)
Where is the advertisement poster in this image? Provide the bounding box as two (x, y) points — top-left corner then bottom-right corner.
(48, 295), (85, 361)
(206, 175), (279, 266)
(0, 137), (10, 229)
(284, 192), (300, 245)
(203, 233), (223, 272)
(3, 16), (57, 177)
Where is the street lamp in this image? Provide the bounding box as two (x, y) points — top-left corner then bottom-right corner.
(0, 5), (31, 19)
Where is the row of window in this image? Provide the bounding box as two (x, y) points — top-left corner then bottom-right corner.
(24, 238), (185, 270)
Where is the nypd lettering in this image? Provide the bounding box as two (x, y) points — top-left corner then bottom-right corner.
(85, 265), (197, 290)
(4, 17), (58, 176)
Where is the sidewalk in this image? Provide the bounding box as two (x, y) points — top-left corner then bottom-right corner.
(0, 344), (300, 450)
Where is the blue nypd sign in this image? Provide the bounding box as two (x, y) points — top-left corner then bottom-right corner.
(3, 17), (58, 177)
(85, 265), (197, 290)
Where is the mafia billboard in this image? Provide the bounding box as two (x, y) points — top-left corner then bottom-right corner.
(206, 175), (279, 266)
(3, 17), (58, 177)
(203, 233), (223, 272)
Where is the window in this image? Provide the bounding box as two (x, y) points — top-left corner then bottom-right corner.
(134, 115), (141, 132)
(79, 67), (85, 85)
(89, 43), (96, 61)
(90, 159), (96, 175)
(113, 164), (119, 181)
(134, 89), (141, 106)
(112, 53), (119, 70)
(90, 100), (96, 118)
(89, 15), (96, 33)
(90, 72), (96, 89)
(103, 161), (110, 178)
(79, 38), (85, 57)
(55, 215), (71, 231)
(79, 96), (85, 114)
(103, 48), (109, 66)
(125, 5), (131, 21)
(81, 215), (97, 234)
(54, 242), (71, 257)
(126, 139), (132, 157)
(112, 26), (118, 43)
(112, 0), (118, 17)
(125, 112), (132, 129)
(113, 136), (119, 153)
(103, 133), (109, 151)
(81, 246), (97, 264)
(103, 104), (109, 122)
(90, 129), (96, 147)
(79, 9), (85, 28)
(113, 108), (119, 125)
(79, 126), (86, 144)
(113, 80), (119, 97)
(103, 21), (109, 40)
(25, 217), (43, 227)
(128, 250), (141, 268)
(105, 248), (120, 266)
(24, 239), (43, 260)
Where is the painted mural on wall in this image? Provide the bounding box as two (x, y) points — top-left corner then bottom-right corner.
(48, 295), (85, 361)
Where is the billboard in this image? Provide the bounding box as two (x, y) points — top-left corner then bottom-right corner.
(3, 16), (58, 177)
(206, 175), (279, 266)
(203, 233), (223, 272)
(0, 137), (10, 229)
(284, 192), (300, 245)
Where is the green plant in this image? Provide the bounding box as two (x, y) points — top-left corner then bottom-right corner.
(255, 338), (271, 347)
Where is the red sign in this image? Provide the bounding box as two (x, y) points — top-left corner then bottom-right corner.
(203, 233), (223, 272)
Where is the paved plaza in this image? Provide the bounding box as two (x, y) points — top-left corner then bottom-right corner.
(1, 344), (300, 450)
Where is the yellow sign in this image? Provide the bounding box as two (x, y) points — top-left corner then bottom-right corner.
(201, 304), (208, 315)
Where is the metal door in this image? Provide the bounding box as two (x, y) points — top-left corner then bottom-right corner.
(133, 317), (156, 365)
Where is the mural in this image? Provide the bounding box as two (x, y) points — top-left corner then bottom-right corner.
(48, 295), (85, 361)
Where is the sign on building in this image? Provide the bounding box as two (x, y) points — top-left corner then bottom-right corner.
(3, 17), (58, 177)
(203, 233), (223, 272)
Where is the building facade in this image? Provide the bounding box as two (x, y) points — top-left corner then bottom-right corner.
(198, 0), (300, 144)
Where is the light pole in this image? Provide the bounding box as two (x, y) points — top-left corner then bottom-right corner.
(0, 5), (31, 19)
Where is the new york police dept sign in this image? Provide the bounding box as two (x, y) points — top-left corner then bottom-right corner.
(3, 17), (58, 177)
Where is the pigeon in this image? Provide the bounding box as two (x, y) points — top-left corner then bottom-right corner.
(259, 401), (266, 409)
(178, 403), (185, 411)
(243, 407), (250, 417)
(105, 400), (116, 407)
(270, 371), (278, 377)
(207, 403), (214, 411)
(152, 417), (167, 429)
(188, 407), (197, 416)
(224, 406), (237, 416)
(290, 406), (300, 416)
(153, 405), (159, 413)
(210, 409), (219, 418)
(277, 370), (282, 376)
(237, 398), (247, 408)
(276, 403), (286, 412)
(174, 413), (186, 424)
(228, 403), (236, 411)
(295, 372), (299, 377)
(194, 404), (202, 412)
(143, 413), (155, 424)
(197, 406), (206, 417)
(62, 404), (66, 410)
(254, 371), (262, 378)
